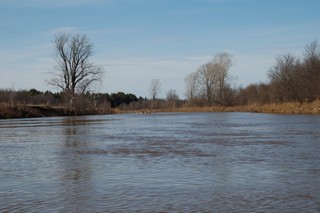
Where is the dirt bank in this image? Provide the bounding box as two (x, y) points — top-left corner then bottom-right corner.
(0, 104), (97, 119)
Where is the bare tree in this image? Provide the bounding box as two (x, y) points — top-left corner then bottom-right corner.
(196, 52), (234, 106)
(266, 40), (320, 103)
(268, 54), (303, 102)
(213, 53), (234, 103)
(48, 33), (104, 98)
(166, 89), (179, 108)
(149, 79), (161, 108)
(197, 63), (216, 106)
(185, 72), (199, 102)
(303, 40), (320, 100)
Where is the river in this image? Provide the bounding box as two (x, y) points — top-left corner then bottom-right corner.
(0, 112), (319, 212)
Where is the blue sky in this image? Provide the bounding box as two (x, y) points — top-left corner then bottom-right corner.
(1, 0), (320, 98)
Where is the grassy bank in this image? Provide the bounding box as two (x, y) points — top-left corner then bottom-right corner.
(231, 101), (320, 114)
(144, 100), (320, 115)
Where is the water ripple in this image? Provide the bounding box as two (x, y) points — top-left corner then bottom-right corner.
(1, 113), (320, 212)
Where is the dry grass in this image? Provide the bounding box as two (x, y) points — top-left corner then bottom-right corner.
(239, 100), (320, 114)
(146, 100), (320, 115)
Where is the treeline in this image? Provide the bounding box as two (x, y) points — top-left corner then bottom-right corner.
(0, 88), (187, 118)
(184, 53), (235, 106)
(236, 41), (320, 105)
(184, 41), (320, 107)
(0, 89), (145, 112)
(1, 40), (319, 118)
(267, 41), (320, 103)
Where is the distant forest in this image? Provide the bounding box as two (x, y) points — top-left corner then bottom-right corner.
(184, 40), (320, 107)
(0, 40), (319, 116)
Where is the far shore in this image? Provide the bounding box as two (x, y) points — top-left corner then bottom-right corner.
(1, 100), (319, 119)
(0, 104), (110, 119)
(148, 100), (320, 115)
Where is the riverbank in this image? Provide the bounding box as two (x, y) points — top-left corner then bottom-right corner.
(0, 104), (107, 119)
(0, 104), (66, 119)
(1, 100), (320, 119)
(232, 100), (320, 114)
(156, 100), (320, 115)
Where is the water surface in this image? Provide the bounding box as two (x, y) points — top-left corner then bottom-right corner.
(0, 112), (320, 212)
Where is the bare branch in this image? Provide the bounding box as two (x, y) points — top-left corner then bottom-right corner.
(48, 33), (104, 96)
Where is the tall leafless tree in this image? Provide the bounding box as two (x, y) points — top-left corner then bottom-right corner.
(166, 89), (179, 108)
(197, 63), (216, 106)
(213, 53), (234, 103)
(303, 40), (320, 100)
(268, 54), (300, 102)
(48, 33), (104, 99)
(185, 72), (199, 102)
(149, 79), (161, 108)
(195, 52), (234, 106)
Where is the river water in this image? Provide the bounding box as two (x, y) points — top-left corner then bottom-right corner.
(0, 112), (319, 212)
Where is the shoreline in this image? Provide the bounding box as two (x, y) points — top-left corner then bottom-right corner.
(1, 100), (320, 119)
(132, 100), (320, 115)
(0, 104), (109, 119)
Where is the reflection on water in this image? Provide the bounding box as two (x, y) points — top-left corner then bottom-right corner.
(0, 113), (320, 212)
(58, 117), (94, 212)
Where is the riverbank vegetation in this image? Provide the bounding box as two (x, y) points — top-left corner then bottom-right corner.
(1, 38), (320, 119)
(1, 87), (319, 119)
(0, 89), (142, 119)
